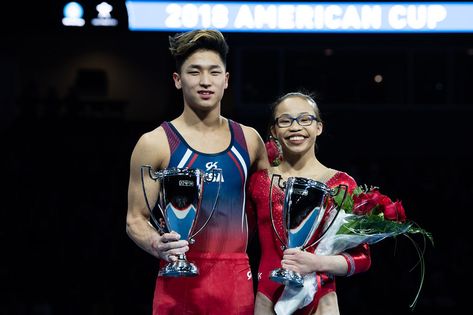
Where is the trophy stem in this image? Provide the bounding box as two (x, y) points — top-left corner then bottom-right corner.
(270, 268), (304, 288)
(158, 253), (199, 277)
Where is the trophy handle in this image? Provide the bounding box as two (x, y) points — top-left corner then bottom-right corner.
(188, 168), (222, 241)
(140, 165), (167, 235)
(302, 183), (348, 251)
(269, 174), (287, 250)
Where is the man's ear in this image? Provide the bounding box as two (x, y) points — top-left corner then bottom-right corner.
(224, 72), (229, 89)
(172, 72), (181, 89)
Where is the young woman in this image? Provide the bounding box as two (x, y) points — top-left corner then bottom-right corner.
(247, 92), (371, 315)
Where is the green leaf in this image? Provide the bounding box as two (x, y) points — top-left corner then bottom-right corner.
(336, 214), (413, 236)
(333, 186), (354, 212)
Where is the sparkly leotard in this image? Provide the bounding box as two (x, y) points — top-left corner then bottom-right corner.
(247, 169), (371, 314)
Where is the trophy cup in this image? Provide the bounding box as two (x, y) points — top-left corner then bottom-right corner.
(141, 166), (221, 277)
(269, 175), (347, 287)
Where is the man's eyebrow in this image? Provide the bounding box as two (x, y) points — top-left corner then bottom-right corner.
(186, 64), (223, 69)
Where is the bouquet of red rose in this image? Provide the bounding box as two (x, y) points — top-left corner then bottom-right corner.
(316, 184), (432, 253)
(275, 185), (433, 315)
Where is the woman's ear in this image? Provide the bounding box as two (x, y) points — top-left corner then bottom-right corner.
(316, 122), (323, 136)
(270, 125), (277, 139)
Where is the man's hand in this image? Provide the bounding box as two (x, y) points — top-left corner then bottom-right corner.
(151, 231), (189, 262)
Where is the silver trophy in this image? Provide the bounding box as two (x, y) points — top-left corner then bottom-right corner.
(269, 175), (347, 287)
(141, 166), (221, 277)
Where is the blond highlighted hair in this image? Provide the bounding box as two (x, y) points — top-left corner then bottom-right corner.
(169, 29), (229, 73)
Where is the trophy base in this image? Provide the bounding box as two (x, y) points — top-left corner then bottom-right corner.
(158, 259), (199, 277)
(270, 268), (304, 287)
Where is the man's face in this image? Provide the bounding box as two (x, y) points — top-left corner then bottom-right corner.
(173, 49), (229, 111)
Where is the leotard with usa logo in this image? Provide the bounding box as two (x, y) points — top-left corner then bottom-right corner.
(161, 119), (251, 254)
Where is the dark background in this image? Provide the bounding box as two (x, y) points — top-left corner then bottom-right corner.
(1, 1), (470, 314)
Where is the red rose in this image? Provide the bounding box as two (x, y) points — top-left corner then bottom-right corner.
(383, 200), (407, 222)
(367, 190), (392, 206)
(265, 140), (282, 166)
(353, 192), (378, 215)
(353, 190), (392, 215)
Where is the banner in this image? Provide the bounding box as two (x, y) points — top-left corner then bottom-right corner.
(125, 1), (473, 33)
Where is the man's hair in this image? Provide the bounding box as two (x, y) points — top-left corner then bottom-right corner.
(169, 29), (229, 72)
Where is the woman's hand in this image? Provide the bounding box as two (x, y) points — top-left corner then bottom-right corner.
(282, 248), (349, 276)
(281, 247), (319, 275)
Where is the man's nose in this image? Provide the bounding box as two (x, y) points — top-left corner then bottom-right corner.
(200, 73), (211, 86)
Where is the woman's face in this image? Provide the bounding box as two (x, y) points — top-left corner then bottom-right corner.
(271, 96), (322, 158)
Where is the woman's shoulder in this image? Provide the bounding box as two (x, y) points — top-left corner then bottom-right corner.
(326, 169), (358, 192)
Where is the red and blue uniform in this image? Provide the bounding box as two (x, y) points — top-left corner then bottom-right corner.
(153, 120), (254, 315)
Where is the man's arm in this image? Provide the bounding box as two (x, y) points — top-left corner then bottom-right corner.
(126, 128), (189, 261)
(242, 125), (270, 172)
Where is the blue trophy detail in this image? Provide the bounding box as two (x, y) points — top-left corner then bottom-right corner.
(166, 202), (197, 241)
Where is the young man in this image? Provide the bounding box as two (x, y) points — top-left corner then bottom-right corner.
(126, 29), (269, 314)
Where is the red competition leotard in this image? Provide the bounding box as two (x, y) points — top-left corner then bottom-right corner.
(153, 120), (254, 315)
(247, 169), (371, 314)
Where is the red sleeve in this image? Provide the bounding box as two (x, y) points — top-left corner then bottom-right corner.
(341, 243), (371, 276)
(329, 172), (371, 276)
(246, 171), (259, 241)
